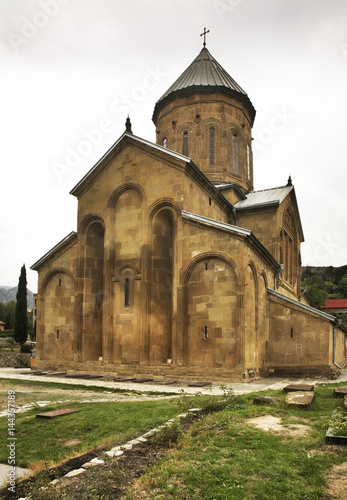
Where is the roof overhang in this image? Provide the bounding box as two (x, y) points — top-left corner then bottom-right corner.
(31, 232), (77, 271)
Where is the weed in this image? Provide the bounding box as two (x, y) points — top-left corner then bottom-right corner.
(152, 418), (183, 446)
(329, 409), (347, 436)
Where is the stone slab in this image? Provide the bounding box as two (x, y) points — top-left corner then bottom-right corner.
(285, 391), (315, 407)
(64, 468), (86, 478)
(134, 378), (154, 383)
(36, 408), (81, 419)
(334, 386), (347, 398)
(326, 411), (347, 445)
(283, 383), (315, 392)
(64, 374), (92, 379)
(113, 377), (137, 382)
(187, 381), (211, 387)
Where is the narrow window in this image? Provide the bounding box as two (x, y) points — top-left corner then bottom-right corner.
(247, 144), (250, 179)
(183, 131), (188, 156)
(233, 134), (237, 170)
(163, 137), (167, 148)
(57, 329), (60, 340)
(124, 277), (130, 307)
(205, 262), (208, 270)
(209, 197), (212, 206)
(58, 279), (62, 286)
(204, 325), (208, 339)
(209, 127), (215, 165)
(290, 327), (294, 338)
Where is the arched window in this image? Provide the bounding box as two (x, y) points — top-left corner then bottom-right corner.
(124, 277), (130, 307)
(232, 134), (237, 170)
(183, 131), (188, 156)
(209, 127), (215, 165)
(247, 144), (251, 179)
(162, 137), (167, 148)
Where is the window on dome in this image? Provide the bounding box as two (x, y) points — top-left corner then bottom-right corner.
(233, 134), (237, 170)
(247, 144), (251, 179)
(209, 127), (215, 165)
(163, 138), (167, 148)
(183, 131), (188, 156)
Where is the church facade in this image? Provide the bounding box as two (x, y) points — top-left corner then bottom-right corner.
(31, 45), (347, 380)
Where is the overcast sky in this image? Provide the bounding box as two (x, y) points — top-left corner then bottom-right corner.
(1, 0), (347, 292)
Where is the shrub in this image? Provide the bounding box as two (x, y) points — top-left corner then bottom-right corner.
(0, 329), (14, 338)
(20, 343), (32, 353)
(152, 418), (183, 446)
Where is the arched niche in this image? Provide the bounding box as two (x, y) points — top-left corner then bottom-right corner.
(186, 256), (239, 369)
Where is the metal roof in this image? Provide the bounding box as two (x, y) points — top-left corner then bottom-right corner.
(158, 48), (247, 100)
(235, 185), (293, 210)
(152, 48), (255, 125)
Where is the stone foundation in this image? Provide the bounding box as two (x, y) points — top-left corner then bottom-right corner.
(0, 353), (31, 368)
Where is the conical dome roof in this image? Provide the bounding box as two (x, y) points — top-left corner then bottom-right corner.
(153, 47), (255, 125)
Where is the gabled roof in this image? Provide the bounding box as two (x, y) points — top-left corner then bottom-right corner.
(235, 185), (293, 210)
(69, 131), (233, 213)
(182, 211), (280, 271)
(152, 48), (255, 125)
(235, 184), (304, 242)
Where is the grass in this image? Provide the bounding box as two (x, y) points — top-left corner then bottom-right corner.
(1, 379), (347, 499)
(125, 383), (347, 500)
(0, 399), (178, 468)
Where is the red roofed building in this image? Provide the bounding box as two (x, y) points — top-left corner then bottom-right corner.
(322, 299), (347, 314)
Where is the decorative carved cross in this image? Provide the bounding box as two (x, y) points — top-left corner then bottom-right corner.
(200, 27), (210, 47)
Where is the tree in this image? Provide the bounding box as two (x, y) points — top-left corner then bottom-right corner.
(14, 265), (28, 345)
(4, 301), (16, 329)
(302, 275), (328, 309)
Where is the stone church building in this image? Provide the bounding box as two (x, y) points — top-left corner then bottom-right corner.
(32, 43), (347, 380)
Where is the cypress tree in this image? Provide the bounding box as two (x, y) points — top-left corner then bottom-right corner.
(14, 264), (28, 345)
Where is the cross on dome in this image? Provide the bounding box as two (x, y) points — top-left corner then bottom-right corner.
(200, 27), (210, 47)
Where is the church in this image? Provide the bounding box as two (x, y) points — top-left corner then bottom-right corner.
(31, 36), (347, 381)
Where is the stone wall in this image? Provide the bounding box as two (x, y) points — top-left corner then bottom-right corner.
(0, 352), (30, 367)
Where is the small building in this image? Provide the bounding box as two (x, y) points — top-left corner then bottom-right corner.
(322, 299), (347, 314)
(0, 321), (7, 332)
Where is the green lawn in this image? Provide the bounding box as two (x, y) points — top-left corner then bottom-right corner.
(0, 398), (178, 468)
(125, 383), (347, 500)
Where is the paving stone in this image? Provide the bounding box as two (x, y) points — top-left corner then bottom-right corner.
(128, 438), (143, 446)
(120, 443), (133, 450)
(36, 408), (81, 419)
(142, 429), (157, 438)
(82, 458), (104, 468)
(334, 386), (347, 397)
(136, 436), (148, 442)
(188, 408), (203, 413)
(285, 391), (315, 407)
(188, 381), (211, 387)
(64, 468), (87, 478)
(283, 383), (315, 392)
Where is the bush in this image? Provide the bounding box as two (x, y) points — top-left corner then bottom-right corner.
(0, 329), (14, 338)
(151, 418), (183, 446)
(20, 343), (32, 353)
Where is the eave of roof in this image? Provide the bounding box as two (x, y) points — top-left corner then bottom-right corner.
(235, 184), (304, 242)
(31, 232), (77, 271)
(182, 211), (280, 271)
(152, 47), (256, 125)
(268, 288), (338, 322)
